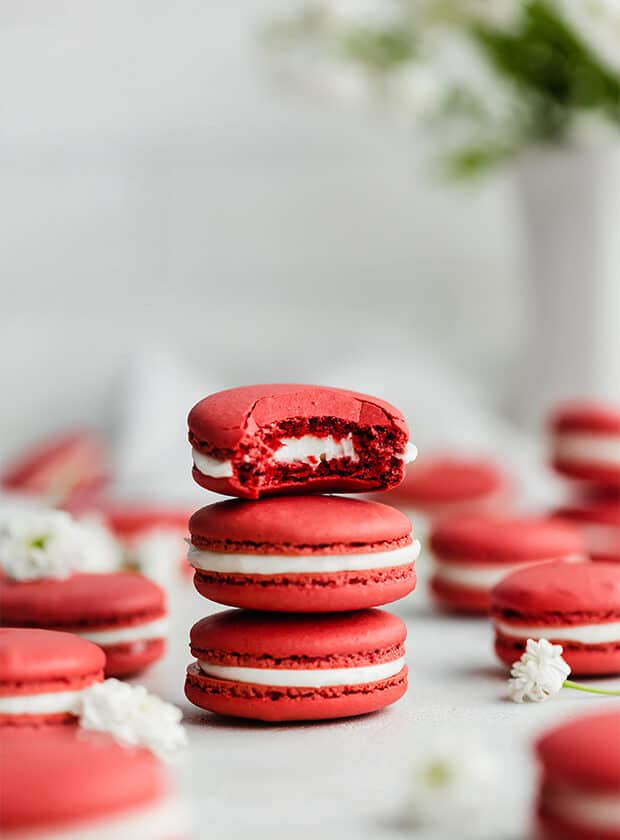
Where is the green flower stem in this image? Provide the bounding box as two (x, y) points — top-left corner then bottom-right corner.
(563, 680), (620, 696)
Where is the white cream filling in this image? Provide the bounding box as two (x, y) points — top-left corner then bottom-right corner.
(74, 616), (169, 646)
(188, 539), (420, 575)
(433, 554), (585, 590)
(192, 436), (417, 477)
(544, 786), (620, 831)
(495, 618), (620, 644)
(198, 657), (406, 688)
(0, 686), (87, 715)
(6, 797), (184, 840)
(192, 449), (233, 478)
(272, 433), (359, 464)
(553, 432), (620, 466)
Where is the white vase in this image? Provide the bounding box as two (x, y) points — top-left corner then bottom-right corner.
(516, 145), (620, 422)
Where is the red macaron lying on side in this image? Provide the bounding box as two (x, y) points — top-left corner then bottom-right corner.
(188, 384), (416, 499)
(429, 515), (586, 614)
(1, 431), (109, 507)
(535, 710), (620, 840)
(185, 608), (408, 722)
(0, 573), (168, 678)
(553, 494), (620, 564)
(0, 628), (105, 727)
(549, 401), (620, 489)
(381, 456), (510, 523)
(0, 727), (176, 840)
(491, 561), (620, 675)
(188, 496), (418, 612)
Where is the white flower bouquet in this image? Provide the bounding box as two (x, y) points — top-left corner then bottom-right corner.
(264, 0), (620, 175)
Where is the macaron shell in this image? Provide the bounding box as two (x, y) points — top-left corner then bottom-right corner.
(430, 516), (584, 564)
(536, 808), (620, 840)
(189, 496), (412, 550)
(552, 459), (620, 488)
(536, 710), (620, 791)
(385, 456), (506, 505)
(491, 561), (620, 617)
(0, 728), (166, 832)
(0, 573), (166, 629)
(185, 662), (408, 722)
(103, 638), (166, 678)
(495, 634), (620, 676)
(0, 628), (105, 685)
(188, 384), (409, 453)
(189, 608), (406, 661)
(429, 577), (491, 614)
(193, 565), (416, 612)
(550, 402), (620, 435)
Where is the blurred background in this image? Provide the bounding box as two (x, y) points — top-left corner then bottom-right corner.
(1, 0), (619, 501)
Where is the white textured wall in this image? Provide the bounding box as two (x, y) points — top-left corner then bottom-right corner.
(0, 1), (525, 458)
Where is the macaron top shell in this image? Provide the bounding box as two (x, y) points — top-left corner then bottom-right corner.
(536, 710), (620, 791)
(188, 384), (409, 454)
(388, 457), (505, 504)
(491, 561), (620, 616)
(0, 728), (166, 831)
(0, 627), (105, 684)
(430, 515), (584, 564)
(0, 573), (166, 628)
(92, 505), (190, 539)
(189, 496), (412, 553)
(550, 401), (620, 435)
(190, 608), (406, 661)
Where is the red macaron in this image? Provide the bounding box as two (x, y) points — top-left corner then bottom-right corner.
(429, 515), (585, 614)
(553, 495), (620, 564)
(0, 573), (168, 678)
(381, 455), (510, 522)
(185, 608), (407, 721)
(1, 431), (109, 506)
(188, 496), (418, 612)
(549, 401), (620, 488)
(0, 727), (173, 839)
(535, 710), (620, 840)
(491, 561), (620, 675)
(188, 384), (415, 499)
(0, 628), (105, 727)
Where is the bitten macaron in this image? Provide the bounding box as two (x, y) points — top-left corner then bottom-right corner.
(185, 608), (407, 721)
(188, 495), (418, 612)
(0, 628), (105, 726)
(0, 573), (168, 678)
(188, 384), (416, 499)
(549, 401), (620, 488)
(381, 455), (510, 523)
(553, 493), (620, 564)
(429, 515), (586, 614)
(491, 561), (620, 675)
(535, 710), (620, 840)
(0, 727), (177, 840)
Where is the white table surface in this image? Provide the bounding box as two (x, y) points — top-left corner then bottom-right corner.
(139, 556), (620, 840)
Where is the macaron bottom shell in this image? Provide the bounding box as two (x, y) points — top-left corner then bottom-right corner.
(495, 635), (620, 677)
(184, 663), (408, 722)
(429, 577), (491, 614)
(192, 567), (416, 613)
(552, 457), (620, 489)
(103, 639), (166, 678)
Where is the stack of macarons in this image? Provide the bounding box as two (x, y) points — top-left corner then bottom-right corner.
(184, 384), (419, 721)
(549, 401), (620, 564)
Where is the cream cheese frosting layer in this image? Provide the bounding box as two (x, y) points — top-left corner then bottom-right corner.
(494, 619), (620, 644)
(0, 687), (87, 715)
(74, 616), (169, 646)
(544, 786), (620, 831)
(192, 436), (417, 478)
(198, 657), (406, 688)
(554, 433), (620, 466)
(188, 540), (420, 575)
(433, 554), (585, 590)
(8, 797), (185, 840)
